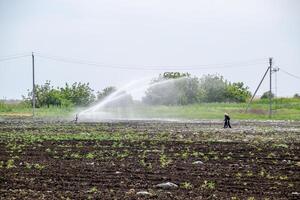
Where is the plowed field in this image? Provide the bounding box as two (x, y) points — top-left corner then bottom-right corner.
(0, 119), (299, 199)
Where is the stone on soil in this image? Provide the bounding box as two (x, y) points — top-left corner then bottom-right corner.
(193, 160), (204, 165)
(136, 191), (152, 196)
(155, 182), (178, 189)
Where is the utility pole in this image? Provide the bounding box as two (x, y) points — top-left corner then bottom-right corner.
(269, 57), (272, 118)
(245, 66), (270, 112)
(32, 52), (35, 117)
(246, 57), (274, 119)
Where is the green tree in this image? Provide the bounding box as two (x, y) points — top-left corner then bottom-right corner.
(60, 82), (95, 106)
(24, 81), (95, 107)
(97, 86), (116, 101)
(199, 74), (227, 102)
(294, 93), (300, 98)
(225, 82), (251, 102)
(261, 91), (274, 99)
(23, 80), (52, 108)
(143, 72), (200, 105)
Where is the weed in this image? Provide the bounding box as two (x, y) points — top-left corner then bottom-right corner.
(181, 151), (189, 159)
(260, 168), (266, 177)
(267, 152), (276, 158)
(279, 175), (288, 180)
(86, 152), (96, 159)
(34, 163), (45, 170)
(45, 148), (52, 153)
(70, 153), (81, 159)
(88, 186), (98, 193)
(159, 154), (172, 168)
(272, 144), (288, 149)
(224, 156), (232, 160)
(6, 159), (15, 169)
(235, 172), (242, 179)
(181, 182), (193, 189)
(201, 180), (215, 190)
(25, 162), (32, 169)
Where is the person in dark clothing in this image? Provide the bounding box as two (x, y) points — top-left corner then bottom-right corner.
(224, 113), (231, 128)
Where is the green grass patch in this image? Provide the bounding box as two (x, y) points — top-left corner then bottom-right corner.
(1, 98), (300, 120)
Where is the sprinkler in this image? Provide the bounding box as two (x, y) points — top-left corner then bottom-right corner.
(74, 114), (78, 123)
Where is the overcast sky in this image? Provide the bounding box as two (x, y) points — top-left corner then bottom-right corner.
(0, 0), (299, 99)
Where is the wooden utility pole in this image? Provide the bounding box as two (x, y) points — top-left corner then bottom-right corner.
(246, 57), (274, 119)
(269, 57), (273, 118)
(32, 52), (35, 117)
(245, 66), (270, 112)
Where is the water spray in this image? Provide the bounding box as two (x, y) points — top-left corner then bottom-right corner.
(78, 76), (188, 121)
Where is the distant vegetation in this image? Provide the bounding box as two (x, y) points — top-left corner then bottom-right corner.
(260, 91), (275, 99)
(1, 72), (300, 120)
(18, 72), (253, 108)
(143, 72), (251, 105)
(23, 81), (95, 108)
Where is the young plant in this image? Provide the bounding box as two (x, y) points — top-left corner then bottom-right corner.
(201, 180), (215, 190)
(159, 154), (172, 168)
(6, 159), (15, 169)
(181, 182), (193, 189)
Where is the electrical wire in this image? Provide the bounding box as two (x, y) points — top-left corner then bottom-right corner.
(0, 51), (267, 71)
(280, 69), (300, 80)
(0, 54), (30, 62)
(35, 53), (266, 71)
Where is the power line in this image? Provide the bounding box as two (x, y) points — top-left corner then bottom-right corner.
(280, 69), (300, 80)
(0, 52), (30, 58)
(35, 53), (266, 71)
(0, 51), (267, 70)
(0, 54), (30, 62)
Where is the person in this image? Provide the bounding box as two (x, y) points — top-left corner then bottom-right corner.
(72, 114), (78, 124)
(224, 113), (231, 128)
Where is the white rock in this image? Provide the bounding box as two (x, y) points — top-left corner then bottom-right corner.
(156, 182), (178, 189)
(193, 161), (204, 165)
(136, 191), (152, 196)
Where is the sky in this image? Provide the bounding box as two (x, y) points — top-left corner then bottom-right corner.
(0, 0), (300, 99)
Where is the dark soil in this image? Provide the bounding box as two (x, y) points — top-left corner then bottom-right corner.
(0, 119), (299, 199)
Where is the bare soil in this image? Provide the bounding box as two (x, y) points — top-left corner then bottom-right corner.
(0, 119), (299, 199)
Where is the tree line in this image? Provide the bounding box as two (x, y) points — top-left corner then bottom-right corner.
(142, 72), (252, 105)
(24, 72), (290, 108)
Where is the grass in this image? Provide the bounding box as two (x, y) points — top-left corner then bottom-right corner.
(119, 98), (300, 120)
(0, 102), (74, 117)
(1, 98), (300, 120)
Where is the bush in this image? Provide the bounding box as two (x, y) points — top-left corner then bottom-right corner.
(261, 91), (274, 99)
(143, 73), (252, 105)
(97, 86), (116, 101)
(142, 72), (200, 105)
(294, 93), (300, 98)
(24, 81), (95, 107)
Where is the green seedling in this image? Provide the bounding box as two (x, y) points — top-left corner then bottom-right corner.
(159, 154), (172, 168)
(181, 182), (193, 189)
(6, 159), (15, 169)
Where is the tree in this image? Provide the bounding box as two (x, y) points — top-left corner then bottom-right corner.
(294, 93), (300, 98)
(225, 82), (251, 102)
(261, 91), (274, 99)
(97, 86), (116, 101)
(23, 80), (52, 108)
(24, 81), (95, 107)
(199, 74), (227, 102)
(60, 82), (95, 106)
(143, 73), (252, 105)
(142, 72), (200, 105)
